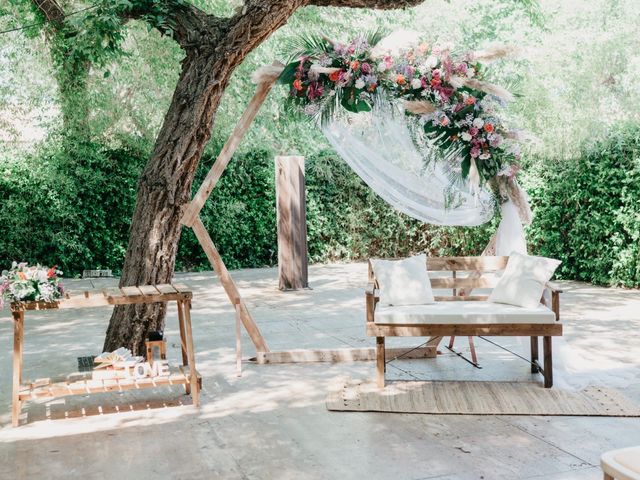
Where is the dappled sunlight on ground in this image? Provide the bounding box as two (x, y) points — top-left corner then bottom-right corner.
(0, 263), (638, 478)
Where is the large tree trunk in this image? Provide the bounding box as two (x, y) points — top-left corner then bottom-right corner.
(103, 52), (232, 353)
(103, 0), (427, 354)
(103, 2), (304, 354)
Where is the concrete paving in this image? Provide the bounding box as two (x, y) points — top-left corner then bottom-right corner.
(0, 262), (638, 479)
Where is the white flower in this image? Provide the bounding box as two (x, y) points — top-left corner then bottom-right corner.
(479, 153), (491, 160)
(426, 55), (438, 68)
(466, 68), (476, 78)
(355, 78), (365, 89)
(473, 118), (485, 128)
(411, 78), (422, 89)
(461, 132), (472, 142)
(377, 62), (388, 72)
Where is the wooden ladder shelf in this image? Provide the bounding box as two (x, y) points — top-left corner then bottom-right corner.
(10, 283), (200, 427)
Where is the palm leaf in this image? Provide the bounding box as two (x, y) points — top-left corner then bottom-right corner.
(283, 33), (332, 63)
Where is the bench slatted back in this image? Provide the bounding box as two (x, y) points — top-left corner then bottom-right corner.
(427, 256), (509, 272)
(369, 256), (510, 302)
(428, 256), (508, 301)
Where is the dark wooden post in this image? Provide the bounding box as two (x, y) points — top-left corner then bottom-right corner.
(276, 155), (309, 290)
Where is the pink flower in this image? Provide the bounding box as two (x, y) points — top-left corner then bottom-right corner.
(469, 127), (479, 136)
(470, 146), (481, 158)
(361, 62), (371, 74)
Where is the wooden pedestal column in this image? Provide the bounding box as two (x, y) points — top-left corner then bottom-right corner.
(276, 155), (309, 290)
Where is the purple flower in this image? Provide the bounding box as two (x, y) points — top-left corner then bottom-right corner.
(361, 62), (372, 74)
(363, 74), (378, 85)
(489, 134), (503, 148)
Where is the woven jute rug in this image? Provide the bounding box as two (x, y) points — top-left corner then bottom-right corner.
(326, 379), (640, 416)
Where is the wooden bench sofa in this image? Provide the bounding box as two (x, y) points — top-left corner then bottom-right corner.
(365, 256), (562, 388)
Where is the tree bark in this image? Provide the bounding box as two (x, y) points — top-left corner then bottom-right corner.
(103, 0), (427, 354)
(103, 1), (307, 353)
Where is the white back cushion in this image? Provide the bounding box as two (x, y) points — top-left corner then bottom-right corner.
(372, 254), (435, 306)
(489, 252), (561, 309)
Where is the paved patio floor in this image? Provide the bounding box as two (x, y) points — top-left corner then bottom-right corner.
(0, 262), (639, 479)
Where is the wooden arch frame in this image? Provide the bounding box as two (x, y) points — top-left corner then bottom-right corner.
(180, 65), (437, 364)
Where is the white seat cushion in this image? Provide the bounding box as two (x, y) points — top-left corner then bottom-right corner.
(375, 301), (556, 325)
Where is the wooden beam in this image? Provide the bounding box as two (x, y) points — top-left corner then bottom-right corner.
(12, 311), (24, 427)
(276, 155), (308, 290)
(252, 346), (437, 364)
(191, 216), (269, 353)
(181, 75), (280, 227)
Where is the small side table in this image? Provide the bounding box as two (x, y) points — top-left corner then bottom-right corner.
(10, 283), (200, 427)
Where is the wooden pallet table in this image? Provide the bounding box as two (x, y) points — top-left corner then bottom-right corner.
(9, 283), (200, 427)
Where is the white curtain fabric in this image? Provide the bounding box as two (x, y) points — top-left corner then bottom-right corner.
(322, 107), (529, 254)
(322, 110), (495, 227)
(495, 200), (527, 255)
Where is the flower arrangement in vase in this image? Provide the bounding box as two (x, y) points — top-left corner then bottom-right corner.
(0, 262), (64, 308)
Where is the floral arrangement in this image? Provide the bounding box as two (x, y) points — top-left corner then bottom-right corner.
(279, 31), (521, 187)
(0, 262), (64, 308)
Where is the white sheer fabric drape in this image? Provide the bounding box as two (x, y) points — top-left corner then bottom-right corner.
(322, 111), (495, 227)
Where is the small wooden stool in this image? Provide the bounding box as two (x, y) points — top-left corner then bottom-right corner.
(601, 446), (640, 480)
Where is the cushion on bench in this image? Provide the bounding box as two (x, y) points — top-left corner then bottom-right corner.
(374, 301), (556, 325)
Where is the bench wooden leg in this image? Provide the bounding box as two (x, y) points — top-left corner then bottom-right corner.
(467, 336), (477, 364)
(376, 337), (385, 388)
(543, 336), (553, 388)
(530, 336), (540, 373)
(604, 473), (613, 480)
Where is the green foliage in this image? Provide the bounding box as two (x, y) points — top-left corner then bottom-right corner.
(0, 140), (146, 275)
(0, 142), (495, 275)
(176, 147), (278, 271)
(525, 123), (640, 287)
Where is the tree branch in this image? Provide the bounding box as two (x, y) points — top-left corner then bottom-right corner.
(308, 0), (425, 8)
(30, 0), (65, 24)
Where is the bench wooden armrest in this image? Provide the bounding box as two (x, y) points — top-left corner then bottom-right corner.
(542, 282), (562, 321)
(365, 282), (379, 322)
(545, 282), (563, 294)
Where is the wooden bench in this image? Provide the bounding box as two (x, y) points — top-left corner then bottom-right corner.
(365, 256), (563, 388)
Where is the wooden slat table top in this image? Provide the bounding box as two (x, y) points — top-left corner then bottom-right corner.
(10, 283), (192, 312)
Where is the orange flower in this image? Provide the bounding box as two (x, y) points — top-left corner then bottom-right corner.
(440, 117), (450, 126)
(18, 272), (27, 280)
(484, 123), (494, 133)
(396, 74), (406, 85)
(450, 134), (459, 142)
(465, 96), (476, 105)
(329, 70), (340, 82)
(368, 83), (377, 92)
(293, 79), (303, 91)
(350, 60), (360, 70)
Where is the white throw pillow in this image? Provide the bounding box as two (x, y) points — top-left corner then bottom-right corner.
(489, 252), (561, 309)
(371, 254), (435, 306)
